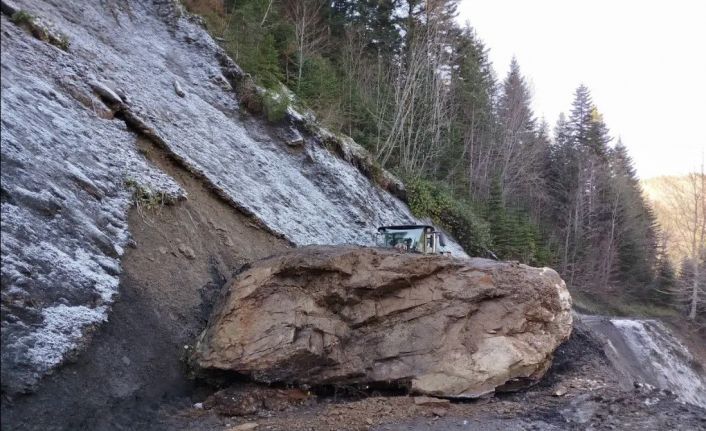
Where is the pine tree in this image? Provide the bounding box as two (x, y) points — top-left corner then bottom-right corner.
(496, 58), (538, 204)
(445, 25), (496, 196)
(487, 178), (510, 257)
(650, 240), (676, 306)
(568, 84), (593, 147)
(329, 1), (402, 55)
(609, 141), (658, 292)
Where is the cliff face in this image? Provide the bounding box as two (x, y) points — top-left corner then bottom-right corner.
(0, 0), (463, 394)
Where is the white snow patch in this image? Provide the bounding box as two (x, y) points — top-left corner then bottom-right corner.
(23, 304), (108, 370)
(23, 242), (120, 302)
(611, 318), (706, 409)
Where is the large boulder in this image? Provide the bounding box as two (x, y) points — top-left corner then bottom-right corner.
(193, 246), (572, 397)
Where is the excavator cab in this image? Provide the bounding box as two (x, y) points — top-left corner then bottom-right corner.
(376, 225), (447, 254)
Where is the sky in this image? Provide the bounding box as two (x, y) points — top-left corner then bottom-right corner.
(457, 0), (706, 179)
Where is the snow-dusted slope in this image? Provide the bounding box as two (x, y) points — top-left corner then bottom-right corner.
(0, 0), (465, 393)
(580, 315), (706, 409)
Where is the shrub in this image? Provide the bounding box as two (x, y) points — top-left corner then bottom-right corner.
(237, 76), (264, 114)
(11, 10), (34, 25)
(262, 89), (288, 123)
(55, 35), (70, 51)
(406, 177), (491, 257)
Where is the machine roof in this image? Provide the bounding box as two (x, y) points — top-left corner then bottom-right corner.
(377, 225), (435, 232)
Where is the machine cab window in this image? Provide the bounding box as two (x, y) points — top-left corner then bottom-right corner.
(376, 225), (447, 254)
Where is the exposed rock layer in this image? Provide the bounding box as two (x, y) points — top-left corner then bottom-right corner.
(194, 246), (573, 397)
(0, 0), (462, 392)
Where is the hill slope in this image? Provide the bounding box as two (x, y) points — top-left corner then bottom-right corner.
(0, 0), (463, 396)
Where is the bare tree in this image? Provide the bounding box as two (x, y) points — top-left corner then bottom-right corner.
(660, 168), (705, 319)
(375, 15), (453, 177)
(282, 0), (328, 90)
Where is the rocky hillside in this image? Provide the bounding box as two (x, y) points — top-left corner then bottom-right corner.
(0, 0), (466, 396)
(2, 2), (705, 431)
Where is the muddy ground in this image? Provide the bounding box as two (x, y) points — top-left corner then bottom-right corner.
(2, 137), (705, 430)
(158, 321), (706, 431)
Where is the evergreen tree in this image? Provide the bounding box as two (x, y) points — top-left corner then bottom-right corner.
(609, 141), (658, 292)
(207, 0), (292, 89)
(329, 1), (402, 56)
(496, 58), (537, 203)
(568, 84), (593, 147)
(446, 25), (496, 196)
(650, 240), (676, 306)
(186, 2), (671, 308)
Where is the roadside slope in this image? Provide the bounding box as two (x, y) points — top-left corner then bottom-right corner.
(0, 0), (463, 395)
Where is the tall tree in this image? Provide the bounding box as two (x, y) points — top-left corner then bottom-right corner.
(608, 141), (658, 291)
(282, 0), (329, 90)
(660, 169), (705, 319)
(373, 0), (458, 176)
(329, 0), (401, 56)
(447, 24), (496, 198)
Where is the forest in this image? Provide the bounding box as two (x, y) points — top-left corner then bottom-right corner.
(183, 0), (704, 320)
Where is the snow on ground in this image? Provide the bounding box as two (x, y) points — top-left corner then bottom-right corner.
(610, 319), (706, 409)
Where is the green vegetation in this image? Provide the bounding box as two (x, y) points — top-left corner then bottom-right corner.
(262, 87), (289, 123)
(406, 178), (490, 258)
(183, 0), (688, 316)
(406, 177), (552, 265)
(11, 9), (70, 51)
(55, 34), (70, 51)
(11, 10), (35, 25)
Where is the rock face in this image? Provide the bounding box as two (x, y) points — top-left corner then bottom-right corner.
(0, 0), (463, 392)
(194, 246), (573, 397)
(579, 315), (706, 409)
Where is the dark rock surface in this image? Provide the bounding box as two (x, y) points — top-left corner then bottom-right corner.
(202, 385), (314, 417)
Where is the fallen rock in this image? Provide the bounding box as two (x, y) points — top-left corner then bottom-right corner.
(193, 246), (572, 398)
(89, 81), (123, 106)
(413, 396), (451, 408)
(431, 407), (447, 417)
(228, 423), (258, 431)
(203, 386), (312, 417)
(174, 79), (186, 97)
(177, 243), (196, 259)
(282, 126), (304, 147)
(554, 386), (568, 397)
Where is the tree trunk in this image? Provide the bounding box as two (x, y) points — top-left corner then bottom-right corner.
(690, 258), (699, 320)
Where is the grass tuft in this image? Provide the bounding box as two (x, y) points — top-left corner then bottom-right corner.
(11, 10), (34, 25)
(125, 178), (173, 212)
